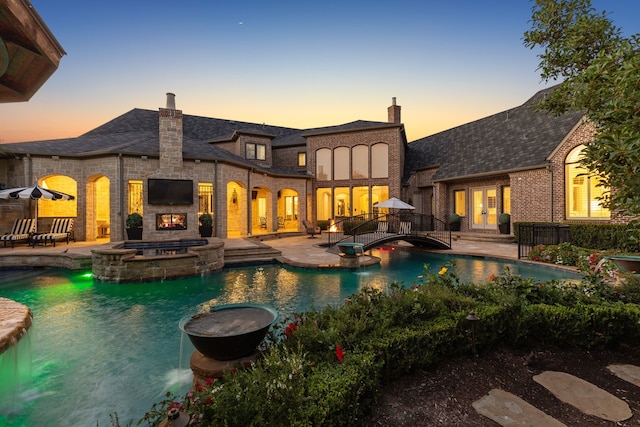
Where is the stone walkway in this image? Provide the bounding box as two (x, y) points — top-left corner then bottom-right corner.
(473, 365), (640, 425)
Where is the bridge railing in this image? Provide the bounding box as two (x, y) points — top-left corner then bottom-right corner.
(325, 212), (451, 249)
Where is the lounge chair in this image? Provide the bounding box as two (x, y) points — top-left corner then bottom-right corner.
(398, 221), (412, 235)
(302, 220), (321, 239)
(0, 218), (36, 248)
(31, 218), (74, 247)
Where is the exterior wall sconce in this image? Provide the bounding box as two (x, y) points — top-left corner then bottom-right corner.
(232, 188), (238, 204)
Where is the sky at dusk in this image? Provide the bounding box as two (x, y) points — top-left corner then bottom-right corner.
(1, 0), (639, 143)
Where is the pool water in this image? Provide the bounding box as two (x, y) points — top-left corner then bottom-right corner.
(0, 247), (580, 427)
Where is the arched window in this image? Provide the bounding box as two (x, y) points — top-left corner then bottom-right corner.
(371, 143), (389, 178)
(316, 148), (331, 181)
(352, 145), (368, 179)
(333, 147), (349, 180)
(565, 145), (609, 219)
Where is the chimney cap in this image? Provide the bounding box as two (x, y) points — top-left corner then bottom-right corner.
(165, 92), (176, 110)
(392, 97), (396, 106)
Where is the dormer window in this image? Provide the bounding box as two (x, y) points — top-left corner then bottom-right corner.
(246, 143), (266, 160)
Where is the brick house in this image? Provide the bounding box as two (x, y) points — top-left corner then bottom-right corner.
(403, 86), (612, 233)
(0, 87), (614, 242)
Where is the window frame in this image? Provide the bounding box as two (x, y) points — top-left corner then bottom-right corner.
(246, 143), (266, 160)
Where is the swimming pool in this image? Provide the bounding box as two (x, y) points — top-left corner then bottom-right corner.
(0, 247), (580, 426)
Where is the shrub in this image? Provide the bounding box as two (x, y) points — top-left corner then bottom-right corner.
(198, 213), (212, 227)
(136, 264), (640, 426)
(125, 212), (142, 228)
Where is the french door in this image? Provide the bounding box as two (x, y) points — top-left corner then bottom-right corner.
(471, 187), (497, 230)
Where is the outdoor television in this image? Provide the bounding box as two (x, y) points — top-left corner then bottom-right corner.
(148, 179), (193, 205)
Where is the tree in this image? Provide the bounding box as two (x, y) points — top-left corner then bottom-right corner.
(524, 0), (640, 217)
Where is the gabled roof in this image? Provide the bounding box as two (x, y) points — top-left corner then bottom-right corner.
(1, 108), (306, 176)
(404, 86), (584, 182)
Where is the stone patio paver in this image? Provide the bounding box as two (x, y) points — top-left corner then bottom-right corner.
(608, 364), (640, 388)
(472, 388), (566, 426)
(533, 370), (633, 422)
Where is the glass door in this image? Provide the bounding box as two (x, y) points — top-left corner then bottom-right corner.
(471, 187), (497, 230)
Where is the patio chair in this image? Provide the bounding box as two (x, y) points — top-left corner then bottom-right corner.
(376, 221), (389, 233)
(302, 220), (321, 239)
(31, 218), (74, 247)
(277, 216), (285, 230)
(260, 216), (267, 229)
(398, 221), (412, 235)
(0, 218), (36, 248)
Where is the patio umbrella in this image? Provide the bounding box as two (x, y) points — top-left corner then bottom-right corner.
(373, 197), (415, 210)
(0, 181), (75, 231)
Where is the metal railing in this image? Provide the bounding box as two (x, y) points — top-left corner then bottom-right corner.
(326, 212), (451, 250)
(517, 223), (571, 259)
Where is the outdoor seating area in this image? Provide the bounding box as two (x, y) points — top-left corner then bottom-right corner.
(302, 220), (321, 238)
(30, 218), (74, 247)
(0, 218), (36, 248)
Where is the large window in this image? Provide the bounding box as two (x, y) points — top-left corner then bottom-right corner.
(128, 180), (143, 215)
(334, 187), (350, 217)
(316, 187), (332, 220)
(566, 145), (609, 219)
(352, 145), (369, 179)
(371, 185), (389, 210)
(352, 186), (369, 215)
(198, 182), (213, 214)
(246, 143), (266, 160)
(316, 148), (331, 181)
(334, 147), (350, 180)
(371, 143), (389, 178)
(454, 190), (466, 216)
(502, 186), (511, 215)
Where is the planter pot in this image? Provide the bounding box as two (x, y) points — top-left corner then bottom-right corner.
(179, 303), (278, 360)
(199, 225), (213, 237)
(498, 223), (510, 234)
(126, 227), (143, 240)
(449, 222), (461, 232)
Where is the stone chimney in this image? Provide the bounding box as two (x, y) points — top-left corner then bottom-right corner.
(159, 92), (183, 172)
(387, 97), (401, 124)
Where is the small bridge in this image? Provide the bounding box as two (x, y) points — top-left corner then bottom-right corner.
(326, 213), (451, 251)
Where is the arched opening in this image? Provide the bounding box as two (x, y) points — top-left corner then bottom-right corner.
(276, 188), (299, 231)
(251, 186), (272, 233)
(227, 181), (246, 237)
(37, 175), (77, 233)
(86, 175), (110, 241)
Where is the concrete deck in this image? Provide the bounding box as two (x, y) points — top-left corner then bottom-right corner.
(0, 234), (520, 270)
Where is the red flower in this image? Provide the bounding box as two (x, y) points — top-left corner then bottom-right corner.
(205, 396), (213, 405)
(488, 274), (496, 282)
(231, 368), (239, 374)
(285, 322), (298, 338)
(205, 377), (214, 386)
(335, 344), (345, 363)
(197, 385), (204, 392)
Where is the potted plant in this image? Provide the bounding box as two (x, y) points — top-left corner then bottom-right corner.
(199, 213), (213, 237)
(498, 213), (511, 234)
(126, 212), (143, 240)
(449, 213), (461, 231)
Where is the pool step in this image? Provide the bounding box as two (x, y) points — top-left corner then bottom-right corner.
(224, 246), (283, 266)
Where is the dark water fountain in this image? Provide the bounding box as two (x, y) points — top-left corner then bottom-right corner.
(179, 303), (278, 361)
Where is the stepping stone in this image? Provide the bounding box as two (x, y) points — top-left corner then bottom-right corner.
(472, 388), (566, 426)
(533, 371), (632, 422)
(608, 364), (640, 388)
